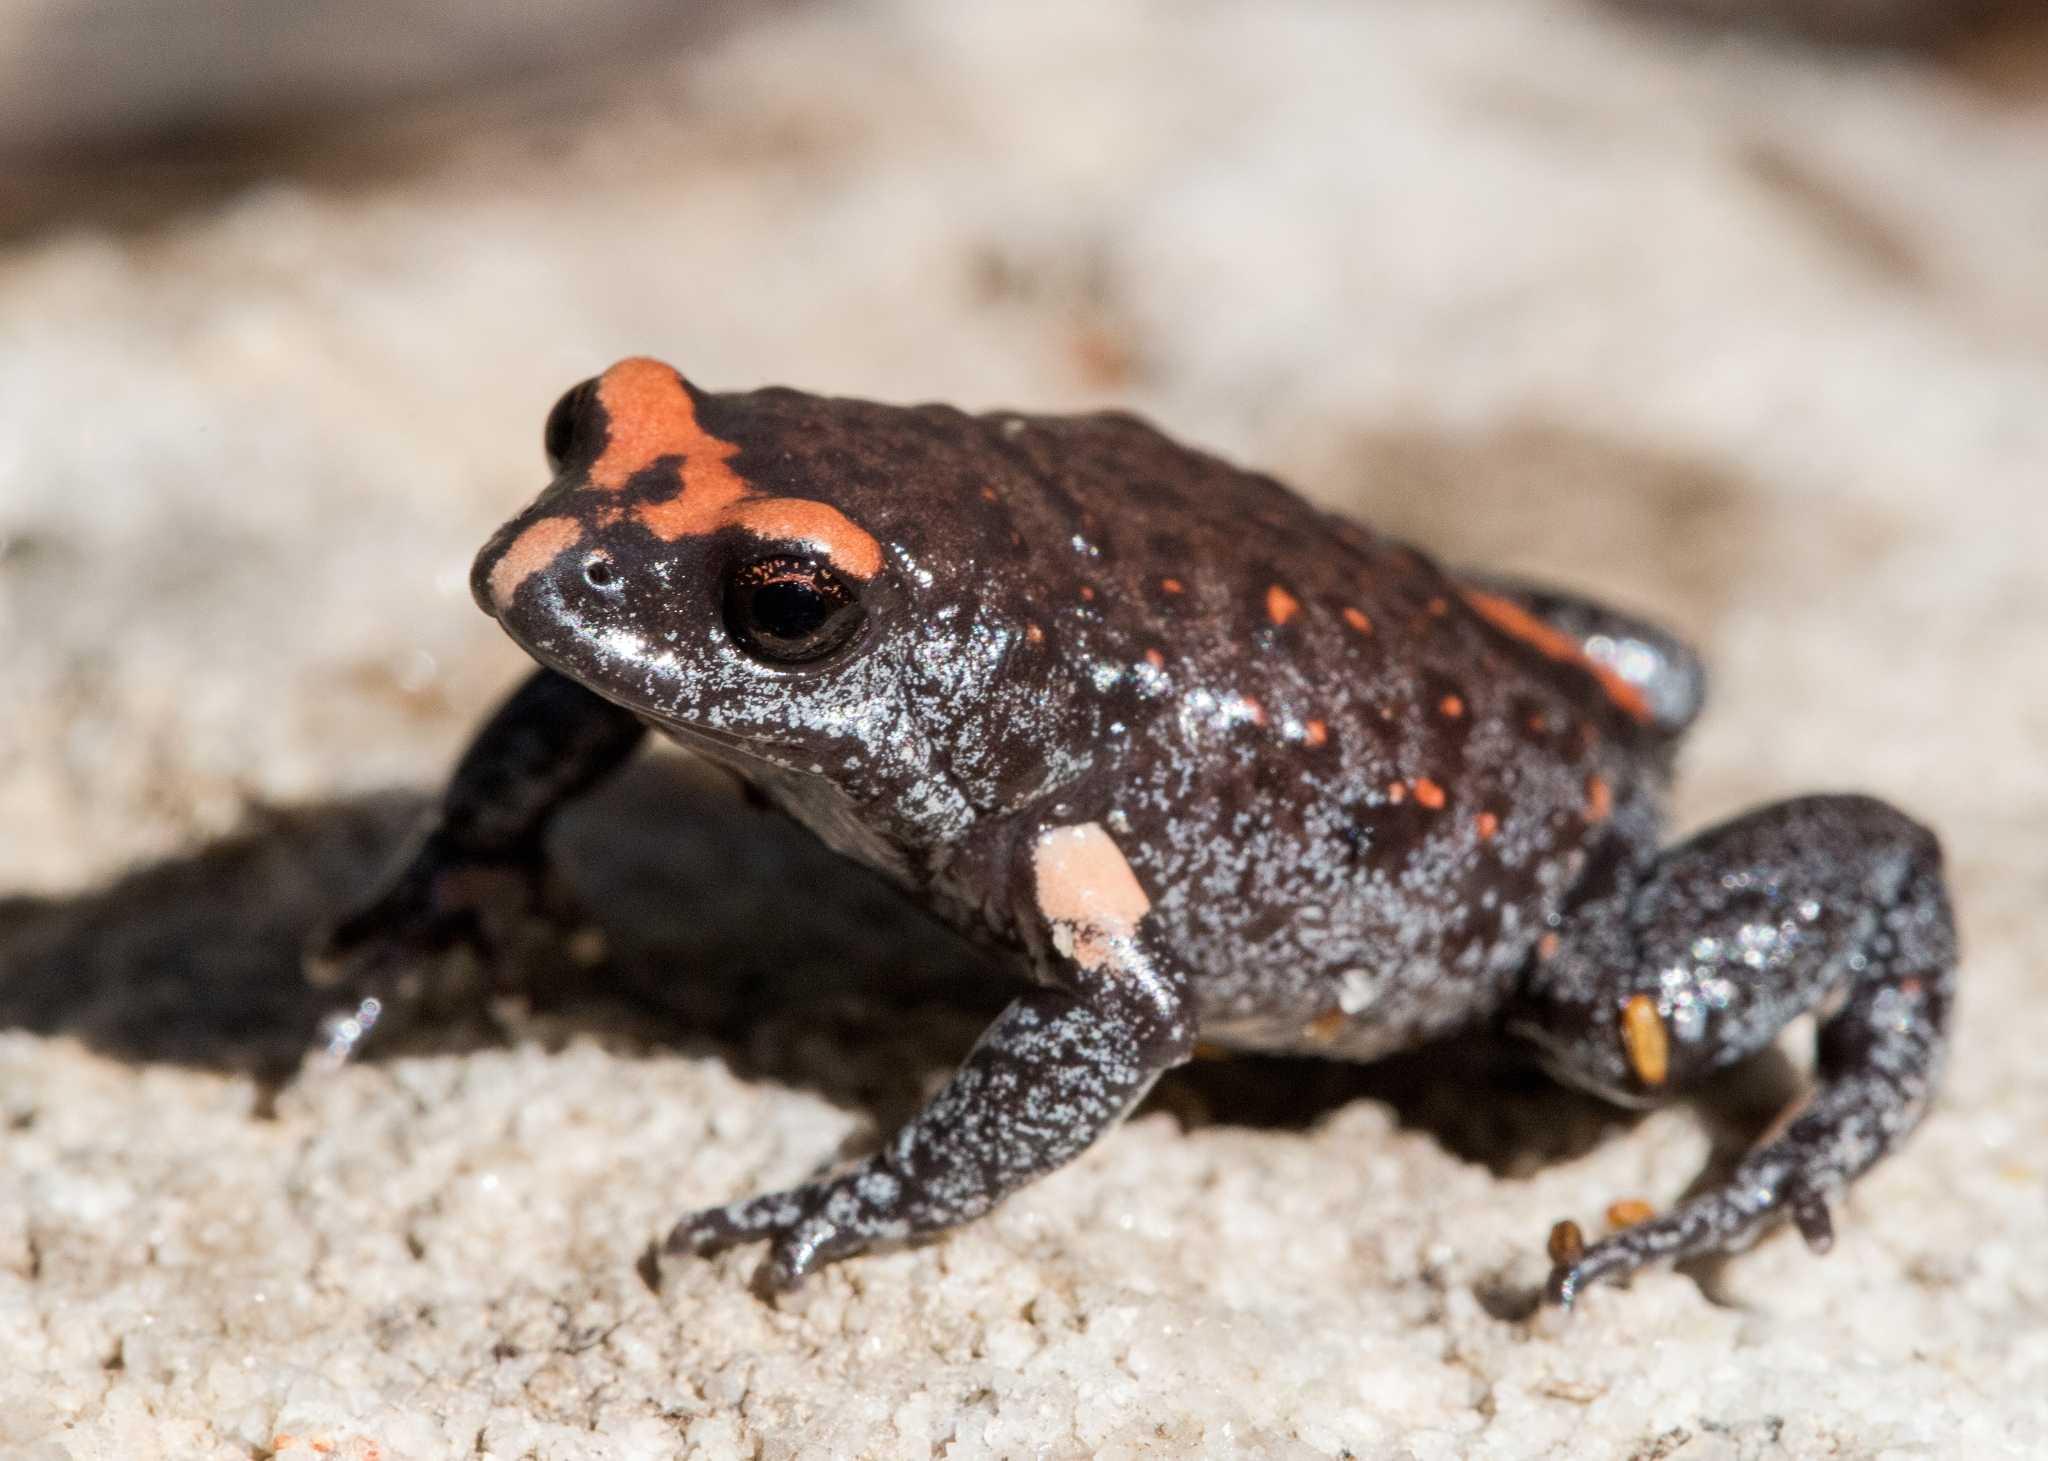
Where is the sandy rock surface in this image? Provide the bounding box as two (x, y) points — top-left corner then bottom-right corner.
(2, 1), (2045, 1456)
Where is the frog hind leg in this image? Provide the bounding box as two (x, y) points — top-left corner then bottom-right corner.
(1460, 575), (1708, 736)
(1503, 794), (1956, 1306)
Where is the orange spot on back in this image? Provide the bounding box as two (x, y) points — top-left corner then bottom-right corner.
(1413, 777), (1446, 810)
(1439, 694), (1465, 718)
(1537, 931), (1562, 960)
(1303, 718), (1328, 747)
(1241, 696), (1267, 726)
(1386, 780), (1407, 804)
(1161, 577), (1185, 595)
(1475, 811), (1499, 840)
(1266, 584), (1301, 625)
(1585, 774), (1613, 823)
(1460, 590), (1652, 724)
(1426, 596), (1449, 616)
(1144, 647), (1165, 668)
(1026, 623), (1045, 645)
(1080, 585), (1097, 602)
(1343, 607), (1373, 634)
(489, 515), (584, 606)
(587, 358), (883, 580)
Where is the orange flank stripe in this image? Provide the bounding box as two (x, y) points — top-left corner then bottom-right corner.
(1459, 590), (1652, 724)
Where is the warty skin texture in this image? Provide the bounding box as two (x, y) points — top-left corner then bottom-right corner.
(319, 356), (1957, 1303)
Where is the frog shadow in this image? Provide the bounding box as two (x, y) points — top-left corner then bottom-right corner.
(0, 753), (1796, 1230)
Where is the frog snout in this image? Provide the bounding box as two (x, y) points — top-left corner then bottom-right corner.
(470, 512), (598, 621)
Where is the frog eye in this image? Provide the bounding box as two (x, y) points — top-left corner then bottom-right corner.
(722, 555), (868, 666)
(543, 378), (601, 473)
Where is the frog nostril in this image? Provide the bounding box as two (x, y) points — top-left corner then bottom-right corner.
(583, 555), (618, 591)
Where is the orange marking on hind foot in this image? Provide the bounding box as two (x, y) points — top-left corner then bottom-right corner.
(1605, 1198), (1655, 1229)
(1620, 994), (1670, 1086)
(1459, 590), (1652, 725)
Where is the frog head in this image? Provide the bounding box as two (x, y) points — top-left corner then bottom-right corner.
(471, 358), (1102, 848)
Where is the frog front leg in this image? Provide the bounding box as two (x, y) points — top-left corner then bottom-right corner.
(667, 822), (1194, 1289)
(308, 668), (645, 1055)
(1505, 794), (1957, 1306)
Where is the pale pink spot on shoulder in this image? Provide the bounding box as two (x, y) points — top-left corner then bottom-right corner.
(1266, 584), (1300, 625)
(489, 516), (583, 607)
(1343, 607), (1373, 634)
(1033, 823), (1151, 973)
(1413, 777), (1446, 810)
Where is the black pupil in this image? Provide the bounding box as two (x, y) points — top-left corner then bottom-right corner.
(751, 578), (830, 642)
(726, 556), (863, 664)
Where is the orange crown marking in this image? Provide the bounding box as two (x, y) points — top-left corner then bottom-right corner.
(587, 358), (883, 580)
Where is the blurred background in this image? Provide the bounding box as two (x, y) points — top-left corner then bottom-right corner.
(2, 2), (2046, 1454)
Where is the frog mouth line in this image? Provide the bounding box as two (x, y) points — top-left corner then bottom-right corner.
(492, 619), (803, 771)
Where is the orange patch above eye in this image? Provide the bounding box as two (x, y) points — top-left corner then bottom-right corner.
(582, 357), (883, 581)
